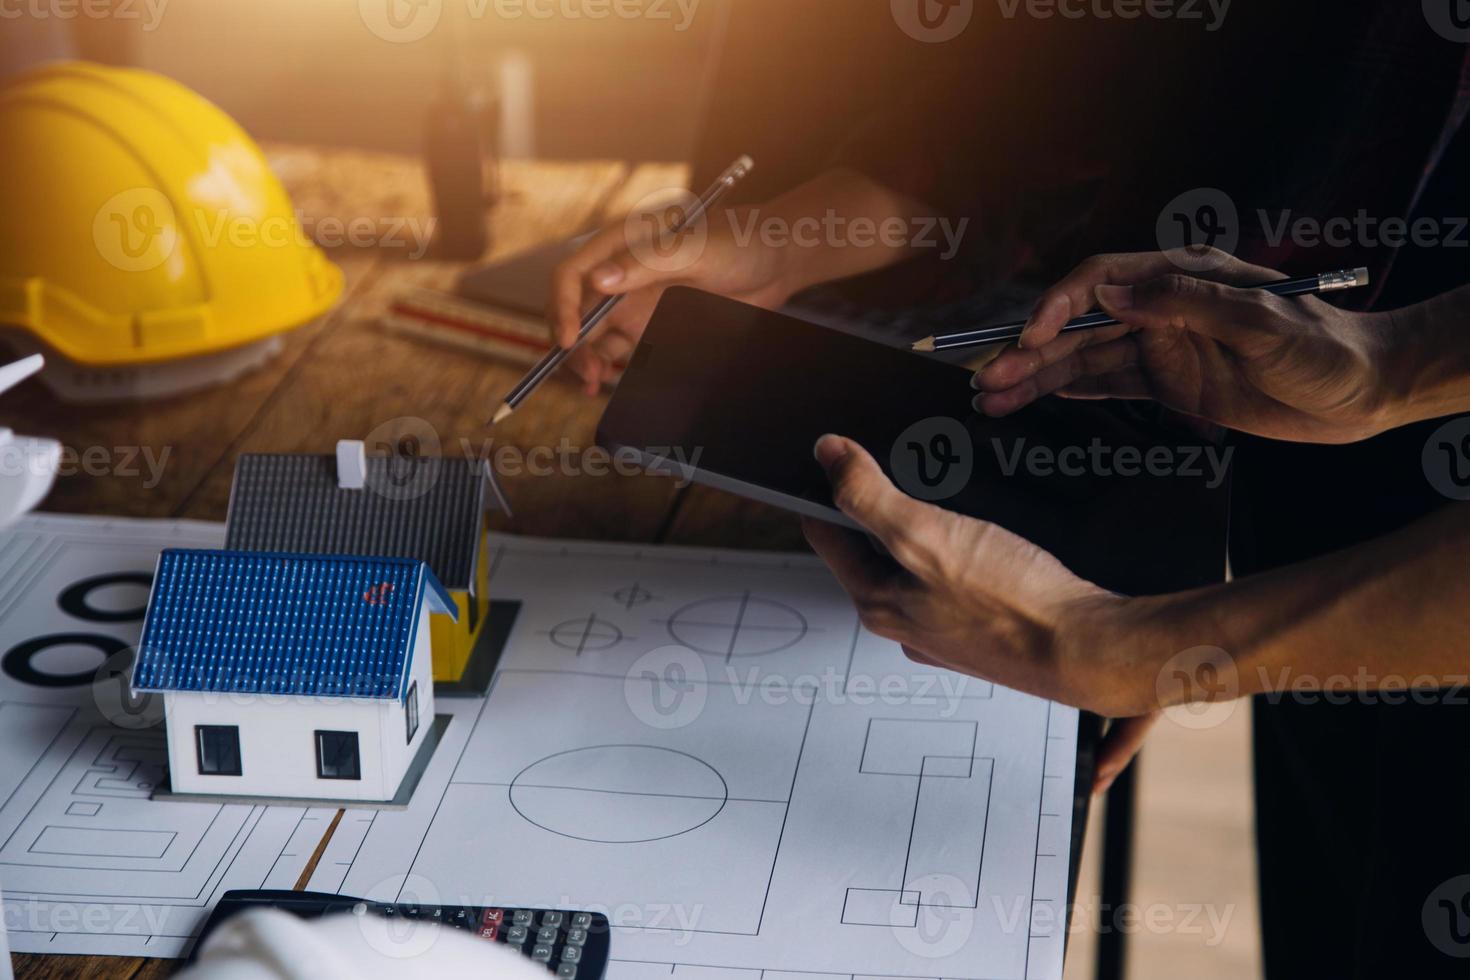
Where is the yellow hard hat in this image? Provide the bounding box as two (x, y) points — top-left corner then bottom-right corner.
(0, 61), (343, 368)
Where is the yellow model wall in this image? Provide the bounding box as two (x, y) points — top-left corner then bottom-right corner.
(428, 518), (492, 682)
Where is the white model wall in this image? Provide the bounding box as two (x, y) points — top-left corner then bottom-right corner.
(374, 608), (435, 787)
(164, 691), (388, 800)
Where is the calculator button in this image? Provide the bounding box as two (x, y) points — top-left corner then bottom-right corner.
(483, 909), (505, 926)
(565, 928), (587, 945)
(557, 964), (579, 978)
(512, 909), (535, 926)
(561, 945), (582, 963)
(540, 911), (565, 928)
(479, 924), (499, 941)
(507, 925), (529, 944)
(537, 927), (559, 944)
(532, 944), (555, 962)
(571, 913), (592, 929)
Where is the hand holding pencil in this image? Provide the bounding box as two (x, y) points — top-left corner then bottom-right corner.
(495, 156), (760, 423)
(969, 249), (1392, 445)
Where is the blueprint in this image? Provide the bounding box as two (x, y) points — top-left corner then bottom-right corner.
(0, 518), (1077, 979)
(0, 516), (331, 958)
(308, 538), (1079, 980)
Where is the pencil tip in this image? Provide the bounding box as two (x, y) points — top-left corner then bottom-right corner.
(491, 404), (513, 426)
(911, 337), (936, 353)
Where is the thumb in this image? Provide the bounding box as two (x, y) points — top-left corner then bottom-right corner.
(585, 247), (675, 296)
(815, 435), (942, 576)
(1094, 274), (1280, 349)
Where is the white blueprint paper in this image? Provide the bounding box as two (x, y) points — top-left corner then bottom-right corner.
(309, 537), (1079, 980)
(0, 515), (330, 958)
(0, 519), (1077, 978)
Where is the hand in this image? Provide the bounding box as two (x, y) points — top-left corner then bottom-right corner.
(549, 203), (796, 394)
(801, 435), (1158, 717)
(972, 248), (1396, 444)
(1093, 713), (1159, 795)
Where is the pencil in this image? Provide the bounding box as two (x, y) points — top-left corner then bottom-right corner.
(911, 268), (1371, 353)
(490, 155), (755, 425)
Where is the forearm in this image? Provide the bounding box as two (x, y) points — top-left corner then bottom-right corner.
(759, 168), (956, 298)
(1120, 503), (1470, 704)
(1379, 283), (1470, 428)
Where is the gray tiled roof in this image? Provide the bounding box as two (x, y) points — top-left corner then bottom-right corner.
(225, 454), (489, 590)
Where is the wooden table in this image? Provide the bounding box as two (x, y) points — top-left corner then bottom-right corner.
(7, 147), (806, 980)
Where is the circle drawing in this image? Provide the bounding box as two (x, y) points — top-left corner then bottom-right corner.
(664, 593), (808, 660)
(546, 614), (624, 655)
(509, 745), (728, 844)
(3, 634), (128, 688)
(59, 573), (153, 623)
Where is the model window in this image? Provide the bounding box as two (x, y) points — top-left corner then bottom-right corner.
(406, 681), (420, 743)
(315, 730), (361, 780)
(196, 725), (242, 776)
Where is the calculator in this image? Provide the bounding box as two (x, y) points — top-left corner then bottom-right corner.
(195, 889), (612, 980)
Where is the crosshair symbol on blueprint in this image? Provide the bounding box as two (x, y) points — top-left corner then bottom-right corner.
(610, 583), (657, 610)
(658, 592), (813, 662)
(545, 614), (626, 655)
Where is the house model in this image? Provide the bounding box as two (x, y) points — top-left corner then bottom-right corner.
(131, 549), (454, 804)
(223, 441), (507, 689)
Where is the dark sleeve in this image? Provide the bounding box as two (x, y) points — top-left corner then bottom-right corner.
(830, 18), (1204, 279)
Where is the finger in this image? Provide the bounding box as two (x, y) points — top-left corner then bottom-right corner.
(1019, 250), (1285, 350)
(589, 331), (635, 371)
(901, 645), (938, 666)
(1094, 274), (1286, 349)
(1093, 713), (1161, 795)
(549, 226), (628, 348)
(973, 337), (1140, 415)
(801, 516), (903, 603)
(1055, 368), (1154, 401)
(575, 333), (636, 394)
(565, 345), (604, 394)
(814, 435), (949, 578)
(974, 323), (1132, 392)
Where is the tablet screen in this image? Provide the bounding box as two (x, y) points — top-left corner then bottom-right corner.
(598, 287), (1229, 595)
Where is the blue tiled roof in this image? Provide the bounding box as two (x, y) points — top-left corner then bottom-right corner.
(133, 550), (456, 700)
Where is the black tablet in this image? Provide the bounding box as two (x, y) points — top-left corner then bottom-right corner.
(597, 287), (1230, 597)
